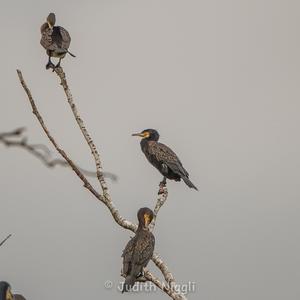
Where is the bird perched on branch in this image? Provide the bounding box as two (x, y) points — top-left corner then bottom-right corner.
(132, 129), (198, 190)
(122, 207), (155, 293)
(0, 282), (26, 300)
(40, 12), (75, 70)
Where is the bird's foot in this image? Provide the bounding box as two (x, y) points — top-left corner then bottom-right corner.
(136, 275), (147, 282)
(136, 270), (147, 282)
(120, 271), (126, 278)
(46, 62), (55, 70)
(158, 178), (167, 194)
(52, 62), (61, 72)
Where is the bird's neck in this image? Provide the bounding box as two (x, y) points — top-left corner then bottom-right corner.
(140, 138), (149, 152)
(0, 289), (6, 300)
(137, 223), (149, 231)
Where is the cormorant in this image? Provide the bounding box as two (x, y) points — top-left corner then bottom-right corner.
(122, 207), (155, 293)
(132, 129), (198, 190)
(40, 13), (75, 70)
(0, 282), (26, 300)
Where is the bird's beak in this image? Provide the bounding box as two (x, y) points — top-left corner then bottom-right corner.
(7, 289), (13, 300)
(47, 21), (53, 29)
(144, 214), (151, 227)
(132, 132), (150, 138)
(132, 132), (144, 137)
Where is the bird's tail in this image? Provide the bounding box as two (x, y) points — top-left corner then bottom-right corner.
(67, 50), (76, 57)
(182, 176), (198, 191)
(122, 275), (136, 293)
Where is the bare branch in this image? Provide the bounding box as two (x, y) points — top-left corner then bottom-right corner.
(0, 234), (12, 247)
(120, 270), (187, 300)
(149, 184), (177, 287)
(54, 67), (109, 193)
(150, 184), (169, 231)
(144, 270), (187, 300)
(0, 129), (118, 181)
(17, 68), (187, 300)
(152, 253), (175, 286)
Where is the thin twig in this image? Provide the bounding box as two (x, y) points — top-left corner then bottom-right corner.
(17, 69), (186, 300)
(0, 234), (12, 247)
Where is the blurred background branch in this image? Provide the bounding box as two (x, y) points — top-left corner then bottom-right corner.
(0, 234), (12, 247)
(0, 127), (118, 182)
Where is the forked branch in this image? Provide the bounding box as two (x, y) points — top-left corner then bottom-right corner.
(17, 69), (187, 300)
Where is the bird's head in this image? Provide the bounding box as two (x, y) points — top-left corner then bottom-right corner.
(0, 282), (13, 300)
(47, 13), (56, 29)
(132, 129), (159, 141)
(137, 207), (154, 229)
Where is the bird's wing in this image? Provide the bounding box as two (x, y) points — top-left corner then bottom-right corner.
(122, 231), (155, 277)
(13, 295), (26, 300)
(40, 28), (56, 50)
(43, 26), (71, 50)
(148, 142), (180, 163)
(133, 231), (155, 267)
(57, 26), (71, 49)
(122, 236), (135, 258)
(148, 142), (189, 177)
(122, 236), (136, 275)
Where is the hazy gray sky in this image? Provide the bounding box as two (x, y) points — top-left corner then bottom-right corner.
(1, 1), (300, 299)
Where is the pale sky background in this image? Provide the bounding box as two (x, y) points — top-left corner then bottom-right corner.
(1, 1), (300, 299)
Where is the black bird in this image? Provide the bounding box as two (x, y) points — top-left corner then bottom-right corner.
(132, 129), (198, 190)
(0, 282), (26, 300)
(40, 13), (75, 70)
(122, 207), (155, 293)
